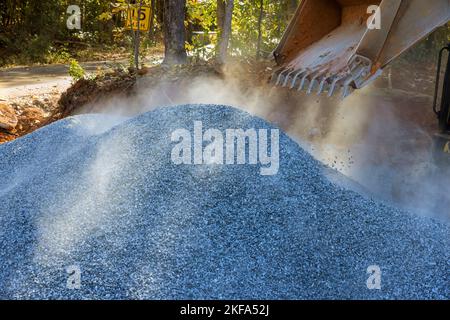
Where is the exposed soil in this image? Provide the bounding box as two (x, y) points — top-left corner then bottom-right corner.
(0, 92), (59, 143)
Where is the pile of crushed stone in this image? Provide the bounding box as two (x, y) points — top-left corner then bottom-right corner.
(0, 104), (448, 299)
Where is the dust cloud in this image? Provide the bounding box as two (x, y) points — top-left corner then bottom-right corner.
(77, 63), (450, 222)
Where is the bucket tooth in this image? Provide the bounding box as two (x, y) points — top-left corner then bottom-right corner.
(327, 75), (343, 97)
(307, 69), (328, 94)
(317, 75), (330, 95)
(341, 76), (356, 98)
(341, 85), (354, 99)
(282, 70), (296, 87)
(271, 68), (282, 83)
(275, 69), (288, 86)
(340, 74), (356, 99)
(307, 72), (321, 94)
(290, 70), (304, 89)
(298, 71), (310, 91)
(341, 85), (350, 99)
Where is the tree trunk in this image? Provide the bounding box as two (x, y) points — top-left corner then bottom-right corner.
(216, 0), (234, 63)
(256, 0), (264, 59)
(148, 0), (156, 42)
(163, 0), (187, 65)
(155, 0), (164, 25)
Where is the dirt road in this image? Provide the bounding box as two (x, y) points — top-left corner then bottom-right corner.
(0, 61), (121, 100)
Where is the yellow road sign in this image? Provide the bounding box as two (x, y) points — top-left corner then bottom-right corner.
(125, 6), (151, 32)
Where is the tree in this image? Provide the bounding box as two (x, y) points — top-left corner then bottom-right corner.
(148, 0), (156, 42)
(216, 0), (234, 63)
(256, 0), (264, 59)
(163, 0), (187, 65)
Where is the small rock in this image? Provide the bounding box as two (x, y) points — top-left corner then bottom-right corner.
(20, 106), (47, 120)
(32, 99), (45, 108)
(0, 103), (18, 131)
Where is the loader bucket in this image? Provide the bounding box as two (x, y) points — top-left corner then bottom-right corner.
(273, 0), (450, 98)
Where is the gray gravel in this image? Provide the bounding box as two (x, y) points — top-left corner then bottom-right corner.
(0, 104), (448, 300)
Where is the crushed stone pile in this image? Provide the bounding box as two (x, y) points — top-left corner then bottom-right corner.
(0, 104), (448, 299)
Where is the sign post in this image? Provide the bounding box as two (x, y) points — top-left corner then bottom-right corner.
(124, 5), (151, 70)
(111, 3), (151, 70)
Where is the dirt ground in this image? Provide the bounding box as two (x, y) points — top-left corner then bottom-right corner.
(0, 57), (164, 143)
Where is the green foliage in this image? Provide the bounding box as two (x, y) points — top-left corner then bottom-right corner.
(46, 47), (72, 64)
(185, 0), (217, 60)
(184, 0), (296, 60)
(187, 0), (217, 32)
(1, 0), (448, 67)
(231, 0), (296, 58)
(0, 0), (149, 67)
(129, 52), (136, 69)
(68, 59), (86, 82)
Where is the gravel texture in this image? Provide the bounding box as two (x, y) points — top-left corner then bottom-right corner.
(0, 104), (448, 300)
